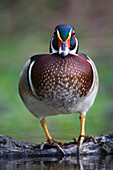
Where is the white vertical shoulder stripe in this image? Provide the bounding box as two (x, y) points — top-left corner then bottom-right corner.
(28, 60), (37, 96)
(87, 56), (99, 96)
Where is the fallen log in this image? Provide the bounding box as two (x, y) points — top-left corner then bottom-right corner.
(0, 133), (113, 158)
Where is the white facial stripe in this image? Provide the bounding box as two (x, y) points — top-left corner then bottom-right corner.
(50, 37), (58, 54)
(56, 29), (72, 42)
(56, 30), (60, 37)
(69, 37), (78, 54)
(28, 60), (37, 96)
(50, 28), (78, 55)
(75, 37), (78, 52)
(69, 28), (73, 36)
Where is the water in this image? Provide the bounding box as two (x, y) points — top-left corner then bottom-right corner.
(0, 154), (113, 170)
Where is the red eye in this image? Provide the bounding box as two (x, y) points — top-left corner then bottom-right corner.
(72, 30), (75, 37)
(54, 30), (57, 37)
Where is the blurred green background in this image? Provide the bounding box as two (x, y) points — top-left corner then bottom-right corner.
(0, 0), (113, 144)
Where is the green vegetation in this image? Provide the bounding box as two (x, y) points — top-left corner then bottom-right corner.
(0, 1), (113, 144)
(0, 32), (112, 144)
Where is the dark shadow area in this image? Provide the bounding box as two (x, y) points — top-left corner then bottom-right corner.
(0, 154), (113, 170)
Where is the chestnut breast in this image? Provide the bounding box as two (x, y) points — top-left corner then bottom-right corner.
(29, 54), (93, 107)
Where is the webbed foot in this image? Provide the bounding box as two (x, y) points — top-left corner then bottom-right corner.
(77, 135), (97, 157)
(40, 139), (66, 155)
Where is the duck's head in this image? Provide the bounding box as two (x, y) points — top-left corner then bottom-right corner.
(50, 25), (79, 58)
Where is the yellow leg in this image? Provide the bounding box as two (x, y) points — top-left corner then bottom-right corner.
(40, 118), (66, 155)
(40, 118), (52, 141)
(77, 115), (97, 157)
(77, 115), (86, 154)
(80, 115), (86, 143)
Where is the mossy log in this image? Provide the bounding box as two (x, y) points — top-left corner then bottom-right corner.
(0, 133), (113, 158)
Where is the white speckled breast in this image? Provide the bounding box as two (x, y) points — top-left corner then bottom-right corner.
(28, 54), (93, 109)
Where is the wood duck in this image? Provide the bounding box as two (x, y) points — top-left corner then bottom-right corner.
(19, 25), (99, 155)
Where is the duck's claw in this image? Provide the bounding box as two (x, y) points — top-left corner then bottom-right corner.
(77, 135), (97, 157)
(73, 138), (78, 143)
(83, 135), (97, 144)
(40, 139), (66, 155)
